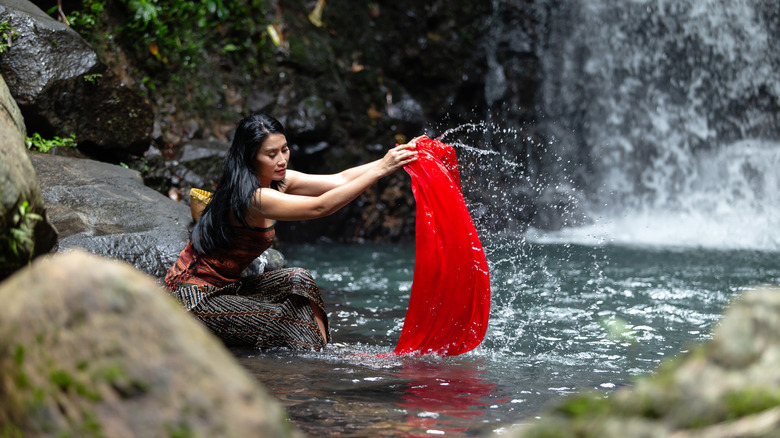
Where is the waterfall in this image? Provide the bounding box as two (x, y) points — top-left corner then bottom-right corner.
(527, 0), (780, 251)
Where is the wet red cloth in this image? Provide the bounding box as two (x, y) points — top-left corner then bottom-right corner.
(393, 136), (491, 356)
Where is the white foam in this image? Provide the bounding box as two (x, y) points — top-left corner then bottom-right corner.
(526, 210), (780, 252)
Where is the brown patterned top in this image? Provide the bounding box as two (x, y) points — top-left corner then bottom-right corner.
(164, 224), (275, 290)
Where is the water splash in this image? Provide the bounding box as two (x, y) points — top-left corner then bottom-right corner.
(421, 116), (778, 366)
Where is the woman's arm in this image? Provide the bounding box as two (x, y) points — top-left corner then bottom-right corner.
(285, 137), (423, 196)
(247, 142), (417, 223)
(281, 170), (351, 196)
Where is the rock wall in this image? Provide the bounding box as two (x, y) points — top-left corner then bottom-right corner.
(2, 0), (555, 243)
(50, 0), (529, 243)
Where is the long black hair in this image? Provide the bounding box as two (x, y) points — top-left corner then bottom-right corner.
(192, 113), (286, 255)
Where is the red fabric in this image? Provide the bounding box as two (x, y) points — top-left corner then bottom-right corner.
(393, 136), (491, 356)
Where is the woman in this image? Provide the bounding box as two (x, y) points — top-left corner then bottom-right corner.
(165, 113), (418, 350)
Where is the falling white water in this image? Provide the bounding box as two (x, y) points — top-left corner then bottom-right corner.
(528, 0), (780, 251)
(527, 138), (780, 251)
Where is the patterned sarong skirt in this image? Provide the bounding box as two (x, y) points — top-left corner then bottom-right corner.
(169, 267), (330, 350)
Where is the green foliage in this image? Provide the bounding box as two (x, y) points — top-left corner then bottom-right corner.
(83, 73), (103, 84)
(108, 0), (270, 73)
(15, 371), (31, 389)
(0, 20), (18, 53)
(25, 133), (78, 153)
(0, 201), (42, 266)
(51, 1), (104, 32)
(127, 0), (159, 23)
(64, 0), (273, 114)
(98, 365), (128, 383)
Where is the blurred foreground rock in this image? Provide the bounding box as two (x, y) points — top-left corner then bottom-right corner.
(0, 250), (301, 437)
(505, 286), (780, 438)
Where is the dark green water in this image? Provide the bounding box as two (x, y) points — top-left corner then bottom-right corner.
(233, 241), (780, 437)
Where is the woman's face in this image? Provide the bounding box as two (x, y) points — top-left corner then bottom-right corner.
(254, 133), (289, 186)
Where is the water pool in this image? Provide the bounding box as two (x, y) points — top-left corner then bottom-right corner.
(233, 242), (780, 437)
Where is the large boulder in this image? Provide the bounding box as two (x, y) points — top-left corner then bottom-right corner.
(28, 152), (191, 279)
(30, 152), (282, 279)
(0, 0), (153, 160)
(0, 72), (57, 280)
(0, 250), (301, 437)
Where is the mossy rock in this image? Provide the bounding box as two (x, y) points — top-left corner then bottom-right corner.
(501, 287), (780, 438)
(0, 250), (302, 437)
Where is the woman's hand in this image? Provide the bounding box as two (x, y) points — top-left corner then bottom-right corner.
(376, 137), (420, 177)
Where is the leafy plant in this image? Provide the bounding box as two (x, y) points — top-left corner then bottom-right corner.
(0, 20), (18, 53)
(62, 0), (273, 115)
(83, 73), (103, 84)
(51, 0), (105, 32)
(1, 201), (43, 265)
(25, 133), (78, 153)
(115, 0), (270, 73)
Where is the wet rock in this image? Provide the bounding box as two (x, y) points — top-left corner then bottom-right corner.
(178, 139), (230, 163)
(503, 286), (780, 438)
(0, 72), (57, 280)
(174, 139), (230, 190)
(247, 90), (276, 114)
(286, 29), (338, 75)
(0, 250), (302, 437)
(28, 153), (191, 279)
(263, 248), (287, 271)
(30, 152), (281, 279)
(281, 94), (335, 144)
(243, 248), (287, 276)
(387, 92), (424, 127)
(0, 0), (153, 160)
